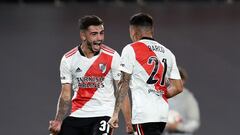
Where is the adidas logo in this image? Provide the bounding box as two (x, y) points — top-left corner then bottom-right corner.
(76, 67), (82, 72)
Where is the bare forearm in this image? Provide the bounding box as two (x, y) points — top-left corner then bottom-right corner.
(121, 94), (132, 122)
(166, 79), (183, 98)
(54, 84), (72, 121)
(114, 80), (131, 120)
(114, 83), (129, 114)
(166, 86), (181, 98)
(55, 96), (71, 121)
(114, 72), (131, 114)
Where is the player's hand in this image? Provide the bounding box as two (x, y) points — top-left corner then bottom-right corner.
(49, 133), (58, 135)
(49, 120), (62, 134)
(108, 114), (119, 128)
(125, 122), (134, 134)
(166, 121), (180, 132)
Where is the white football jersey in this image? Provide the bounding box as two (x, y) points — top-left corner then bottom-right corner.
(60, 45), (121, 118)
(119, 38), (181, 124)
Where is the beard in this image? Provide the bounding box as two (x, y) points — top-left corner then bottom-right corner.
(86, 40), (103, 53)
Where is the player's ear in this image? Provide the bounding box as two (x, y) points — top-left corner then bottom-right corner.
(80, 31), (86, 41)
(129, 25), (134, 35)
(132, 26), (140, 38)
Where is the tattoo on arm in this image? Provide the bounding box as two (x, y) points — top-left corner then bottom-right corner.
(55, 91), (71, 121)
(166, 79), (183, 98)
(113, 80), (119, 97)
(114, 72), (131, 113)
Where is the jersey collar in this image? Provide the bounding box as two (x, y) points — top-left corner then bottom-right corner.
(78, 45), (100, 57)
(141, 37), (155, 41)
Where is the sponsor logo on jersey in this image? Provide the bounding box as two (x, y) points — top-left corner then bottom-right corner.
(148, 89), (165, 96)
(76, 76), (105, 88)
(99, 63), (107, 73)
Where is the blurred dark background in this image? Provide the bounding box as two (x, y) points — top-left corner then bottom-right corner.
(0, 0), (240, 135)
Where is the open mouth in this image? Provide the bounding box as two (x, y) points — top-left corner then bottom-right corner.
(93, 41), (102, 46)
(92, 43), (101, 51)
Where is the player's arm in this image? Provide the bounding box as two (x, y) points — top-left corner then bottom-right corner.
(166, 79), (183, 98)
(108, 71), (131, 128)
(166, 52), (183, 98)
(55, 83), (72, 121)
(121, 94), (133, 134)
(49, 84), (71, 134)
(114, 80), (133, 134)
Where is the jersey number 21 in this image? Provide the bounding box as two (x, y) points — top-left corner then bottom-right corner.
(146, 56), (167, 86)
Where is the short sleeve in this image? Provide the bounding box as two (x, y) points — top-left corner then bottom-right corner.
(169, 53), (181, 80)
(119, 45), (135, 74)
(111, 51), (121, 81)
(60, 56), (72, 84)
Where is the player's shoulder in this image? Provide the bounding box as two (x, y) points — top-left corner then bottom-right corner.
(122, 42), (135, 49)
(120, 43), (135, 54)
(130, 41), (145, 47)
(101, 44), (116, 55)
(162, 44), (175, 56)
(150, 41), (173, 55)
(64, 46), (79, 59)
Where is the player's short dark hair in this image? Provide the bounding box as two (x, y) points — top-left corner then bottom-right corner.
(78, 15), (103, 31)
(178, 67), (188, 81)
(129, 13), (153, 27)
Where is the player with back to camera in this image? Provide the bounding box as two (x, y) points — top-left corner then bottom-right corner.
(108, 13), (183, 135)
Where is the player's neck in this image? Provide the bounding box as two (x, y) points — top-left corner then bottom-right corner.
(134, 33), (153, 42)
(80, 44), (97, 58)
(140, 33), (153, 40)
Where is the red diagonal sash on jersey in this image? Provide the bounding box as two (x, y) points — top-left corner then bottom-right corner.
(71, 53), (113, 112)
(131, 42), (167, 101)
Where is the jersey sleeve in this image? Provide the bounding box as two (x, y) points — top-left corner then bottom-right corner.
(111, 51), (121, 81)
(119, 45), (135, 74)
(169, 52), (181, 80)
(60, 56), (72, 84)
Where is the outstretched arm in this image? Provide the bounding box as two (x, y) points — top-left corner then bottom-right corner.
(108, 71), (131, 128)
(49, 84), (72, 134)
